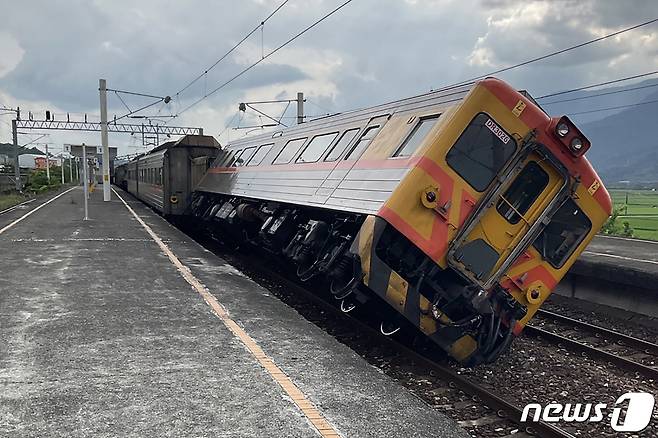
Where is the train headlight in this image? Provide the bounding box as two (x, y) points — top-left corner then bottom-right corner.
(556, 122), (570, 137)
(548, 116), (590, 157)
(570, 138), (583, 152)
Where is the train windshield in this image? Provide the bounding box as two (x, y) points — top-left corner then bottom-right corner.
(446, 113), (516, 192)
(533, 198), (592, 268)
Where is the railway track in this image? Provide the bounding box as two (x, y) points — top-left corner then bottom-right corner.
(0, 198), (35, 215)
(189, 231), (575, 438)
(526, 309), (658, 380)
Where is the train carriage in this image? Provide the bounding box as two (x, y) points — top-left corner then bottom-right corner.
(116, 134), (219, 215)
(190, 77), (612, 365)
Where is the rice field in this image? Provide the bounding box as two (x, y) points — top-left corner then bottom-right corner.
(609, 189), (658, 240)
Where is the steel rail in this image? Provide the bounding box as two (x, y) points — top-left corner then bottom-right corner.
(0, 198), (35, 215)
(523, 325), (658, 380)
(536, 309), (658, 356)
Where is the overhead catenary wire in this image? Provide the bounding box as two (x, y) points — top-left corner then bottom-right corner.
(537, 70), (658, 100)
(171, 0), (354, 120)
(540, 82), (658, 106)
(442, 17), (658, 89)
(174, 0), (290, 98)
(567, 98), (658, 116)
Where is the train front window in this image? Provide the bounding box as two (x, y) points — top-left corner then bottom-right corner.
(446, 113), (516, 192)
(496, 161), (549, 224)
(533, 199), (592, 268)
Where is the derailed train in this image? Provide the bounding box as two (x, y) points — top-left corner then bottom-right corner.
(116, 78), (612, 366)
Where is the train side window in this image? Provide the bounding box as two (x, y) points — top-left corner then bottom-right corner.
(297, 132), (338, 163)
(344, 125), (381, 160)
(248, 144), (274, 166)
(392, 115), (440, 157)
(496, 161), (549, 224)
(236, 147), (256, 167)
(273, 138), (307, 164)
(231, 149), (244, 167)
(533, 198), (592, 268)
(324, 128), (360, 162)
(446, 113), (517, 192)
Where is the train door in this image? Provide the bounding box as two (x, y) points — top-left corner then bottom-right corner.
(447, 150), (568, 288)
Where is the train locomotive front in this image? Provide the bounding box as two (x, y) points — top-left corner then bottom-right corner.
(189, 78), (612, 366)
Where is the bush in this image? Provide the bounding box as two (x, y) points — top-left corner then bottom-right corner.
(26, 168), (64, 192)
(601, 207), (634, 237)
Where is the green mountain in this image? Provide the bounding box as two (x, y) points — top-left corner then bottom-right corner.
(579, 89), (658, 185)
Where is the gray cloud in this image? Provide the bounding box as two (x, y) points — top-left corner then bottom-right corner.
(0, 0), (656, 154)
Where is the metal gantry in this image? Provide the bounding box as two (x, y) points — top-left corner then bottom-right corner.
(9, 107), (203, 192)
(14, 119), (202, 136)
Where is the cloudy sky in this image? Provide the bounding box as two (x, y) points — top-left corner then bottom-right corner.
(1, 0), (657, 157)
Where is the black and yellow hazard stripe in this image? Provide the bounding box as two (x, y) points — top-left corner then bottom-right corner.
(350, 215), (478, 363)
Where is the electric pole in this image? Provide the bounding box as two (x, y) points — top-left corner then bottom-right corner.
(82, 143), (89, 220)
(45, 143), (50, 182)
(12, 116), (20, 191)
(99, 79), (111, 201)
(297, 92), (304, 125)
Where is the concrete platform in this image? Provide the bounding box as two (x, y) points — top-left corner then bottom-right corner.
(583, 235), (658, 279)
(0, 186), (467, 438)
(554, 235), (658, 317)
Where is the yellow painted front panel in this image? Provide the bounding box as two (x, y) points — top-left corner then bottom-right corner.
(460, 152), (565, 280)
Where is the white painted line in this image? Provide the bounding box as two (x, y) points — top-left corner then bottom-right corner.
(0, 187), (77, 236)
(0, 198), (36, 215)
(583, 250), (658, 266)
(112, 187), (341, 438)
(597, 235), (658, 245)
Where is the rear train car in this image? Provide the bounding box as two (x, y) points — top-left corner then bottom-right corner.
(116, 134), (219, 215)
(189, 78), (612, 365)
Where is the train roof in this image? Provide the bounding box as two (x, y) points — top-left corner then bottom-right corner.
(122, 134), (220, 163)
(149, 134), (220, 153)
(225, 82), (477, 149)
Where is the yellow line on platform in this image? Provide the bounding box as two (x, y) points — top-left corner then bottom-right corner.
(112, 188), (342, 438)
(0, 186), (77, 236)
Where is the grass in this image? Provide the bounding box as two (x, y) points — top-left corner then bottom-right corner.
(608, 189), (658, 240)
(0, 193), (32, 211)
